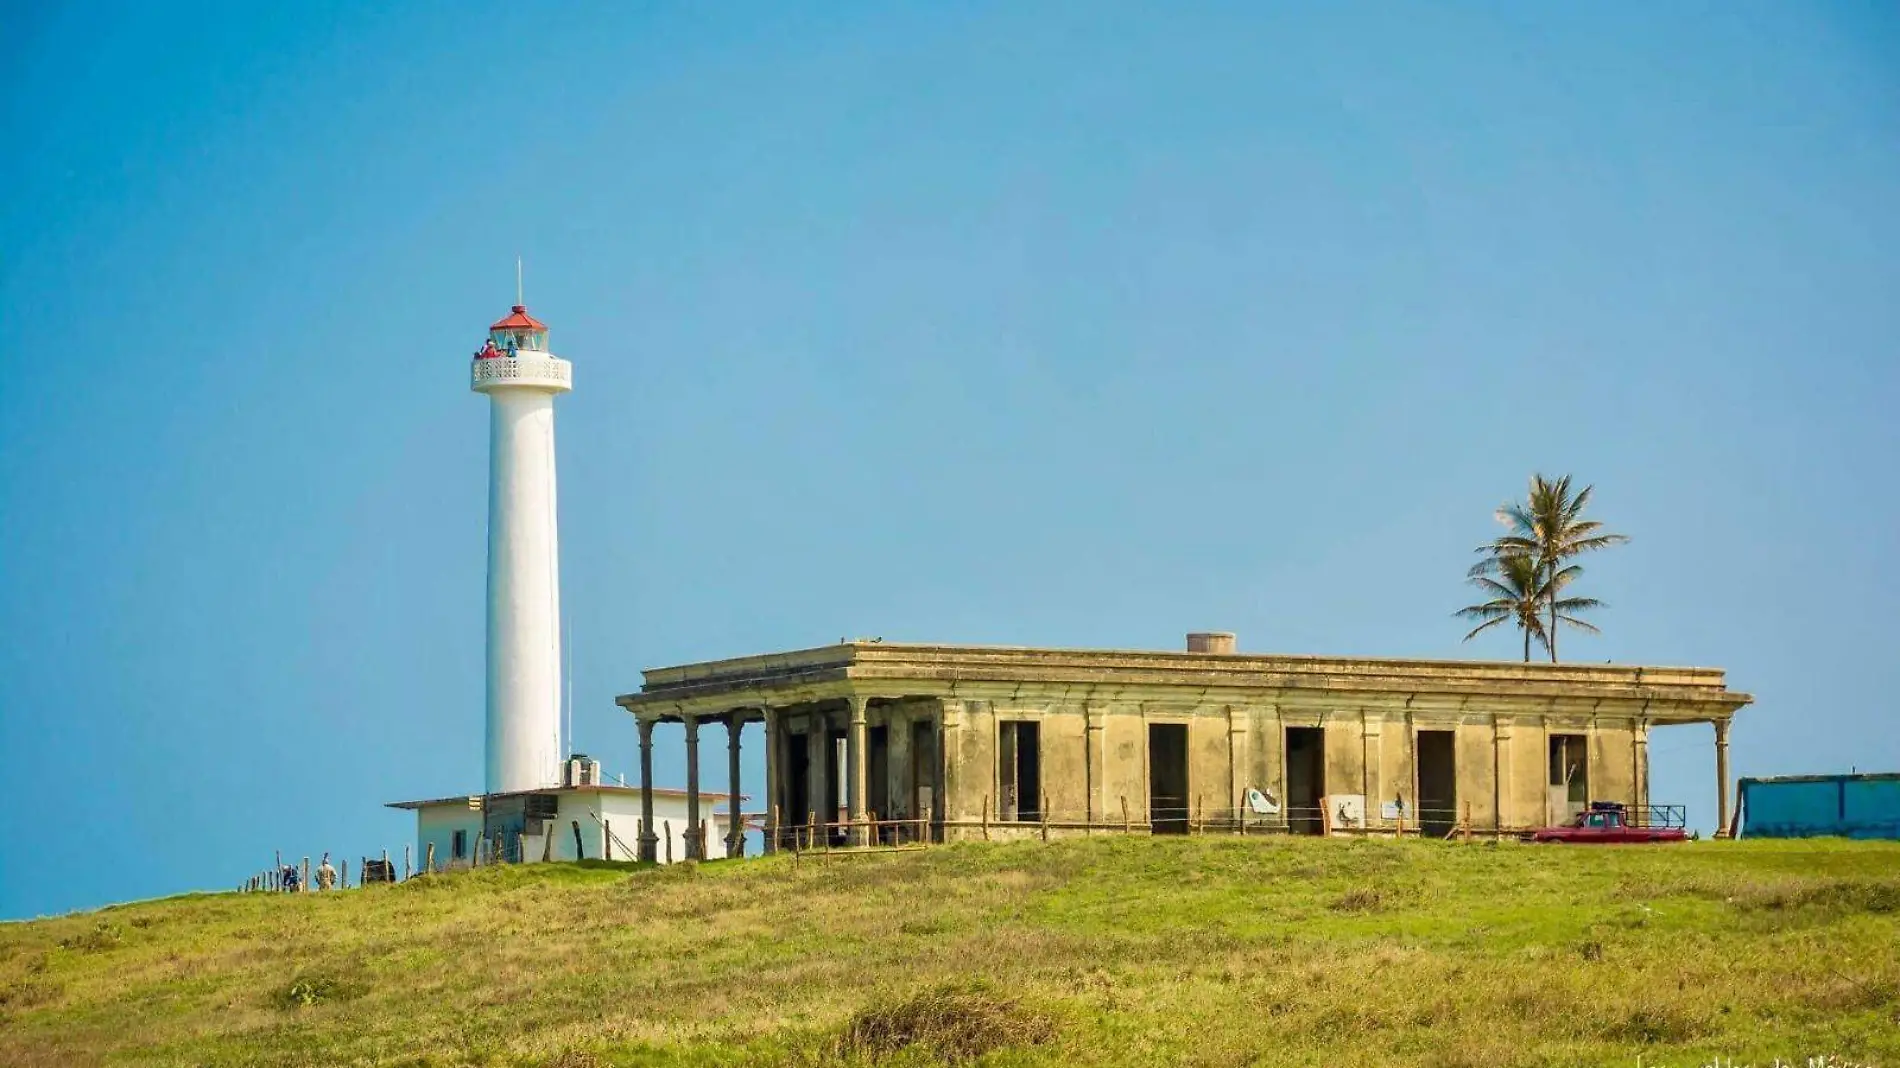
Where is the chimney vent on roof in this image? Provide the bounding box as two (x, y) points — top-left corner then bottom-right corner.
(1187, 632), (1236, 655)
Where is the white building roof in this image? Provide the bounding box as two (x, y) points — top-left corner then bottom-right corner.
(385, 783), (750, 811)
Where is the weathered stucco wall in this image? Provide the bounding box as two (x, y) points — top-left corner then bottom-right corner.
(917, 704), (1659, 836)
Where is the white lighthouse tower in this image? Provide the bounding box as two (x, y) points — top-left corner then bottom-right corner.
(471, 297), (572, 794)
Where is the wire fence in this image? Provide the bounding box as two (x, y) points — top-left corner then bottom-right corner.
(754, 792), (1631, 853)
(244, 796), (1692, 889)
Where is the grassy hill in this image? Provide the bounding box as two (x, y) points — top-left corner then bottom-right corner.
(2, 836), (1896, 1068)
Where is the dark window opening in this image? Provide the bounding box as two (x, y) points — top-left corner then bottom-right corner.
(526, 793), (559, 819)
(1549, 734), (1589, 817)
(998, 721), (1041, 821)
(451, 829), (467, 860)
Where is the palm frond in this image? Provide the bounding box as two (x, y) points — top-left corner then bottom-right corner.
(1461, 616), (1508, 642)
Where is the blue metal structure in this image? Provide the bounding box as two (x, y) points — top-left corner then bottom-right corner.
(1736, 773), (1900, 840)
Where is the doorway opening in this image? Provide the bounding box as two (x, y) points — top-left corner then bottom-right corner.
(1416, 730), (1457, 837)
(998, 721), (1041, 821)
(1548, 734), (1589, 822)
(1148, 723), (1190, 834)
(1285, 727), (1326, 835)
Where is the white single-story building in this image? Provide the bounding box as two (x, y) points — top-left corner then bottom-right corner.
(388, 756), (745, 867)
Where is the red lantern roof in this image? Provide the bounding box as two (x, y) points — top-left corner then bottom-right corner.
(489, 305), (548, 331)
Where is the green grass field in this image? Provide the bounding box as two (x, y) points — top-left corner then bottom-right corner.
(2, 836), (1896, 1067)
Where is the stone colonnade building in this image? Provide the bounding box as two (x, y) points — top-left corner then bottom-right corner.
(614, 634), (1751, 858)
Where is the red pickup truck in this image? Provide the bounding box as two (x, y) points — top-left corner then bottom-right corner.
(1528, 803), (1687, 844)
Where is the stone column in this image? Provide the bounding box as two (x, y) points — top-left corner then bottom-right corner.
(938, 699), (963, 839)
(1227, 705), (1247, 827)
(637, 717), (658, 863)
(1402, 709), (1419, 833)
(726, 711), (745, 858)
(1086, 703), (1108, 827)
(1493, 716), (1514, 837)
(1361, 712), (1383, 825)
(684, 715), (702, 860)
(1261, 705), (1286, 829)
(807, 709), (830, 843)
(1633, 719), (1651, 813)
(1713, 718), (1733, 839)
(762, 707), (780, 854)
(846, 695), (870, 846)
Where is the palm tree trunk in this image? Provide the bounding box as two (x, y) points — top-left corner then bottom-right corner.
(1523, 625), (1530, 663)
(1545, 557), (1560, 663)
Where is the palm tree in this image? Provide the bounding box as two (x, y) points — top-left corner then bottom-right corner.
(1456, 552), (1550, 662)
(1473, 473), (1628, 662)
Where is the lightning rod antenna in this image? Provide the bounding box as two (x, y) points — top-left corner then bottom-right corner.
(516, 257), (524, 306)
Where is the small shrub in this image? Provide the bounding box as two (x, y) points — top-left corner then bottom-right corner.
(1330, 887), (1384, 913)
(58, 920), (121, 952)
(274, 972), (363, 1009)
(1598, 1006), (1707, 1044)
(831, 982), (1055, 1063)
(1577, 939), (1604, 962)
(1725, 878), (1900, 915)
(0, 978), (64, 1011)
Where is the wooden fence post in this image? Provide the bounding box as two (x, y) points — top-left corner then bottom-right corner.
(1040, 794), (1050, 842)
(1121, 796), (1130, 834)
(543, 824), (556, 862)
(663, 820), (673, 864)
(403, 845), (412, 880)
(604, 820), (613, 861)
(1462, 802), (1472, 842)
(1195, 795), (1204, 835)
(424, 842), (435, 874)
(981, 795), (990, 841)
(571, 820), (585, 861)
(301, 857), (310, 893)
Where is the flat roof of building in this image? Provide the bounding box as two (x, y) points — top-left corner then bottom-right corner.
(1739, 773), (1900, 786)
(616, 639), (1752, 722)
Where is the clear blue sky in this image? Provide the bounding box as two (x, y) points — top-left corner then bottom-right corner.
(2, 3), (1895, 919)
